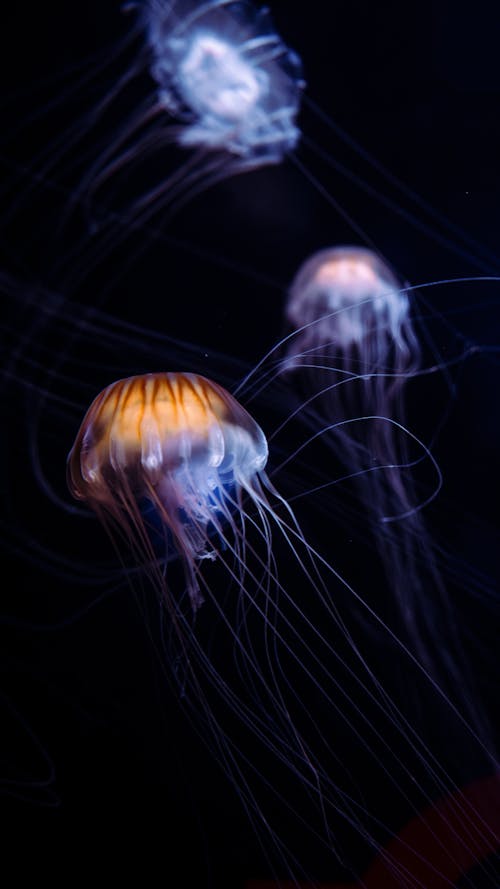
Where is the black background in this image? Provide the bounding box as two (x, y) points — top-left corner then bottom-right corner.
(1, 1), (500, 886)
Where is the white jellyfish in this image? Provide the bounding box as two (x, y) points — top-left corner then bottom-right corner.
(143, 0), (303, 159)
(19, 1), (303, 239)
(280, 244), (494, 746)
(0, 0), (304, 303)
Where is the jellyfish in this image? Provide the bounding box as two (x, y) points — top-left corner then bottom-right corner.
(0, 0), (302, 269)
(66, 370), (270, 612)
(143, 0), (303, 160)
(78, 0), (303, 227)
(280, 244), (493, 740)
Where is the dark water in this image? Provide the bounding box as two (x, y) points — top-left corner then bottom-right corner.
(1, 1), (499, 886)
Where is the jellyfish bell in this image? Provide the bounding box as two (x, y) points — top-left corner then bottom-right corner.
(67, 370), (269, 610)
(283, 245), (418, 374)
(143, 0), (304, 159)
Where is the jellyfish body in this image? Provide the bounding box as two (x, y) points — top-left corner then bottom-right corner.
(99, 1), (302, 208)
(67, 371), (268, 609)
(143, 0), (304, 159)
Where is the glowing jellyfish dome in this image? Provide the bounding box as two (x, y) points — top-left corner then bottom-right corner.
(142, 0), (304, 159)
(284, 246), (416, 370)
(67, 371), (269, 610)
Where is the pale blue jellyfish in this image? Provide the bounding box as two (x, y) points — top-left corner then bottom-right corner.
(74, 0), (304, 229)
(281, 244), (494, 744)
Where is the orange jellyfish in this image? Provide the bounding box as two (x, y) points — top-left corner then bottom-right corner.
(67, 371), (269, 611)
(65, 368), (497, 883)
